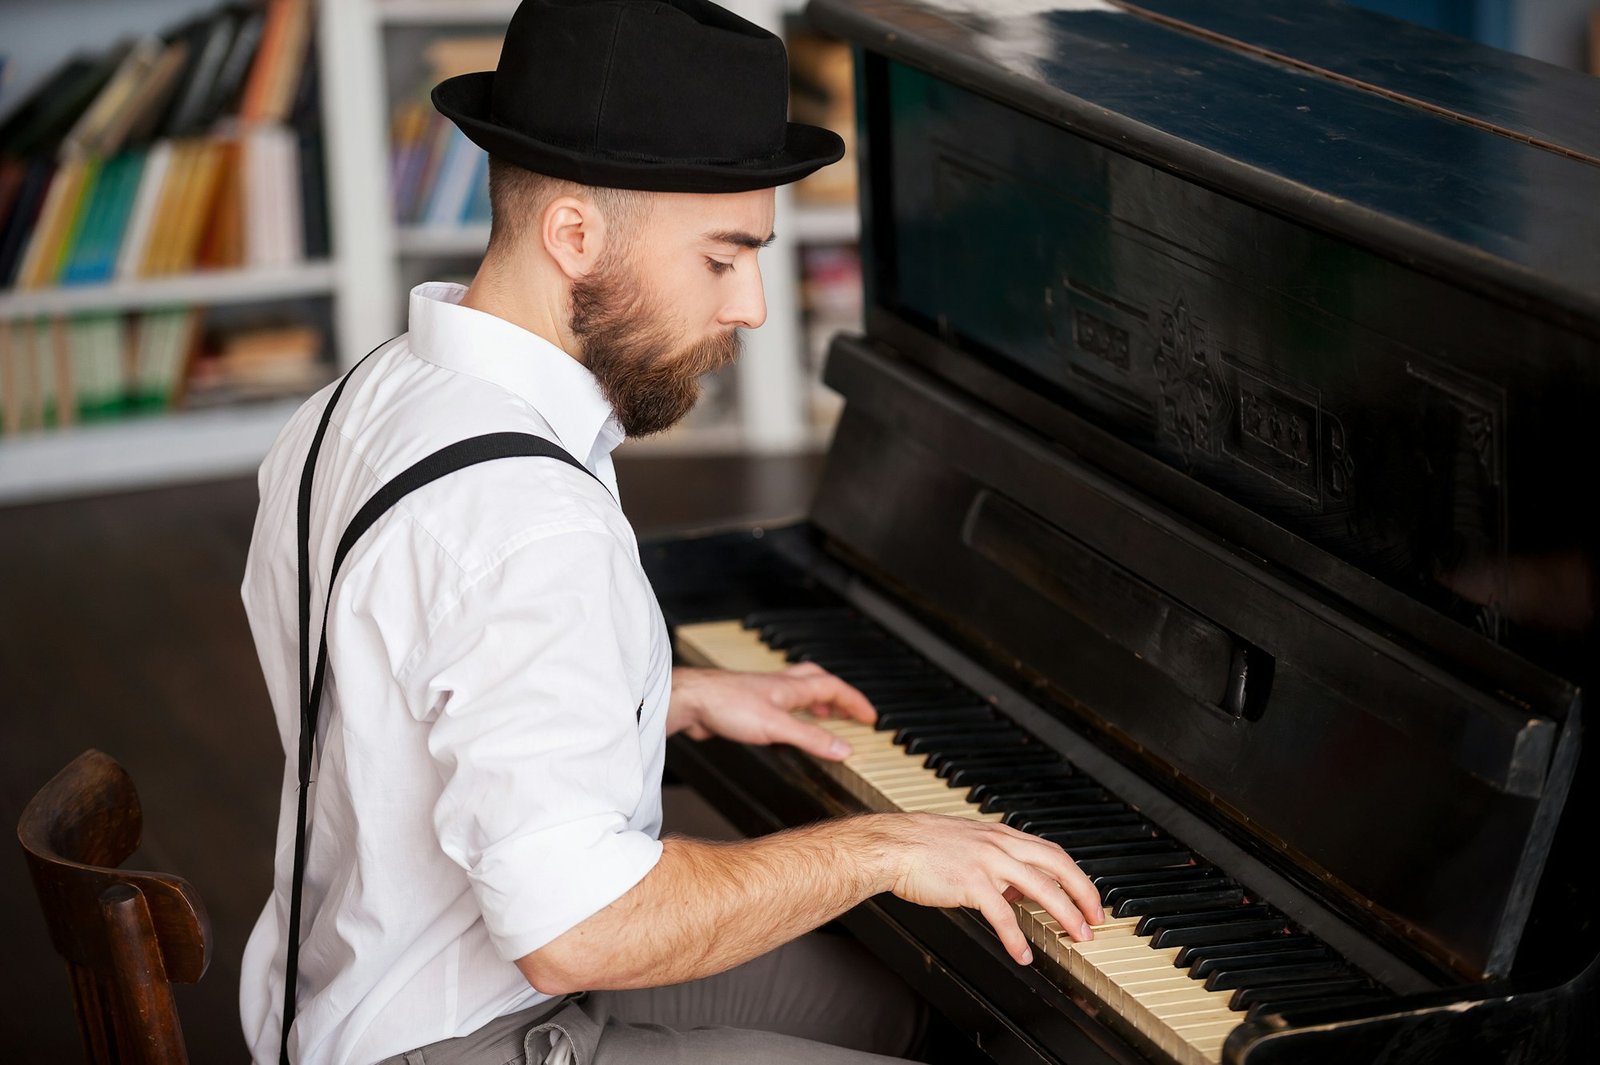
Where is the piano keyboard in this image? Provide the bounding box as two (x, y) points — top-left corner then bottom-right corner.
(674, 609), (1391, 1065)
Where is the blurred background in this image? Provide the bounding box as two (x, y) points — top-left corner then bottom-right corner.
(0, 0), (1595, 1060)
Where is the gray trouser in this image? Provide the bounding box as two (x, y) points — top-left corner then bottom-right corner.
(377, 931), (927, 1065)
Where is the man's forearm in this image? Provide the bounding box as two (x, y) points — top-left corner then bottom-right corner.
(518, 816), (896, 994)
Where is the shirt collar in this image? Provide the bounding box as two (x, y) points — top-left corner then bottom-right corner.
(406, 281), (625, 463)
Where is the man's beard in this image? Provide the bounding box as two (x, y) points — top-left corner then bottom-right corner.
(570, 256), (741, 438)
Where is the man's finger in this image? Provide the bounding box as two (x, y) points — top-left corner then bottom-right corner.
(773, 712), (852, 760)
(781, 672), (876, 724)
(976, 892), (1033, 965)
(995, 829), (1106, 925)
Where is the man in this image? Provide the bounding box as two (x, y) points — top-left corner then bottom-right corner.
(239, 2), (1104, 1063)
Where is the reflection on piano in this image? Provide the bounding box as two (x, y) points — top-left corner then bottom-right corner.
(641, 2), (1600, 1063)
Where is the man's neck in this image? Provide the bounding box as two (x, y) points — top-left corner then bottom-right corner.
(459, 256), (583, 364)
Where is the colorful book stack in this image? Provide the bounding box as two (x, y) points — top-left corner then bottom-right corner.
(0, 307), (203, 433)
(389, 35), (500, 229)
(0, 0), (328, 291)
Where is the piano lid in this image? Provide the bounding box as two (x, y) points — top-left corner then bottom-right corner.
(796, 0), (1596, 985)
(806, 0), (1600, 690)
(805, 0), (1600, 329)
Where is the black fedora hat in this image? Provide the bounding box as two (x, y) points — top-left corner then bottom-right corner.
(432, 0), (846, 193)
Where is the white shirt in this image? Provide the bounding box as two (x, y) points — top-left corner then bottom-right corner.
(238, 282), (671, 1065)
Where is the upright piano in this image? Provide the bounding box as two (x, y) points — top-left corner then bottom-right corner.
(641, 2), (1600, 1062)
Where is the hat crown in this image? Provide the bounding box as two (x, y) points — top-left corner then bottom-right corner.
(490, 0), (790, 164)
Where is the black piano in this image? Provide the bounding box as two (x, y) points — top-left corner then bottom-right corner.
(640, 2), (1600, 1062)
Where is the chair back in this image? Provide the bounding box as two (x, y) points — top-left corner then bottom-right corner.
(17, 749), (211, 1065)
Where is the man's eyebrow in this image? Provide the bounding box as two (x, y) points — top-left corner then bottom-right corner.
(704, 229), (776, 249)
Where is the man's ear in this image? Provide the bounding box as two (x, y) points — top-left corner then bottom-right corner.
(541, 195), (608, 281)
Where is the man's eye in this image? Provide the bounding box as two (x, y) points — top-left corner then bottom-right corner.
(707, 259), (734, 275)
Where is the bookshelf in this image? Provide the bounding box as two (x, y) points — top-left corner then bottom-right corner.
(0, 0), (860, 505)
(367, 0), (860, 456)
(0, 0), (397, 505)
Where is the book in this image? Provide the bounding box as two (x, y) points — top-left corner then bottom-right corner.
(0, 158), (56, 286)
(263, 0), (313, 126)
(114, 140), (173, 279)
(129, 306), (201, 408)
(462, 151), (492, 225)
(15, 157), (89, 288)
(196, 138), (244, 269)
(0, 318), (19, 434)
(421, 128), (481, 228)
(59, 37), (165, 161)
(290, 35), (329, 260)
(241, 124), (304, 268)
(142, 139), (201, 275)
(168, 138), (229, 272)
(204, 3), (267, 128)
(86, 150), (150, 282)
(157, 6), (245, 140)
(238, 0), (296, 124)
(95, 38), (193, 156)
(0, 44), (130, 159)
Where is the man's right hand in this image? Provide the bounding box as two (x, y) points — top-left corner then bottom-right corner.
(873, 812), (1105, 965)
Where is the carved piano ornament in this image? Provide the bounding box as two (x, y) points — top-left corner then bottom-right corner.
(643, 2), (1600, 1063)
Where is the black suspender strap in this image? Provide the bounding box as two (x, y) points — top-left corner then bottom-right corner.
(279, 355), (599, 1063)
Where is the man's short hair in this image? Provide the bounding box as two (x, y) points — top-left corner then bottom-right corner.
(486, 156), (650, 258)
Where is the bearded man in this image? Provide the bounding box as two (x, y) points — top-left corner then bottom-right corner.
(238, 2), (1103, 1064)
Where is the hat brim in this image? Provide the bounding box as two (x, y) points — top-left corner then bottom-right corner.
(432, 72), (846, 194)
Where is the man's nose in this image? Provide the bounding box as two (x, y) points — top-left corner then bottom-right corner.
(719, 264), (767, 330)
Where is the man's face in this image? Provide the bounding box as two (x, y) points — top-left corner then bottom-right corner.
(570, 188), (775, 437)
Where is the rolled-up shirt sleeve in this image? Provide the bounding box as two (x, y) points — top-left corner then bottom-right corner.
(406, 520), (664, 963)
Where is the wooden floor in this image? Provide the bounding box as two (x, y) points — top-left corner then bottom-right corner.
(0, 452), (821, 1063)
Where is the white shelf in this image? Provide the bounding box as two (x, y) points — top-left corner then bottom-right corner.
(792, 201), (860, 244)
(397, 224), (491, 257)
(378, 0), (517, 24)
(0, 398), (303, 505)
(0, 262), (340, 319)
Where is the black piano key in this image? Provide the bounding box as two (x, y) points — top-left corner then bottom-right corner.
(978, 784), (1102, 812)
(1204, 960), (1351, 992)
(1174, 933), (1313, 968)
(1150, 919), (1292, 950)
(874, 707), (997, 731)
(1024, 813), (1147, 839)
(762, 620), (894, 640)
(1136, 904), (1277, 938)
(1114, 886), (1246, 919)
(1229, 978), (1375, 1012)
(1073, 848), (1194, 878)
(897, 724), (1028, 748)
(1007, 803), (1131, 831)
(1093, 867), (1226, 896)
(1041, 821), (1161, 850)
(1102, 874), (1234, 908)
(1059, 839), (1186, 863)
(788, 653), (924, 670)
(913, 732), (1038, 757)
(745, 607), (859, 630)
(930, 751), (1063, 776)
(777, 635), (907, 654)
(1189, 945), (1332, 980)
(872, 692), (990, 713)
(923, 741), (1050, 766)
(1243, 990), (1388, 1023)
(951, 763), (1087, 788)
(819, 665), (940, 681)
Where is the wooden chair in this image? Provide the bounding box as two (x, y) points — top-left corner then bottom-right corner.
(17, 748), (212, 1065)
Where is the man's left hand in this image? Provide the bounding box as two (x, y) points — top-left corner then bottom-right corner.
(667, 664), (876, 760)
